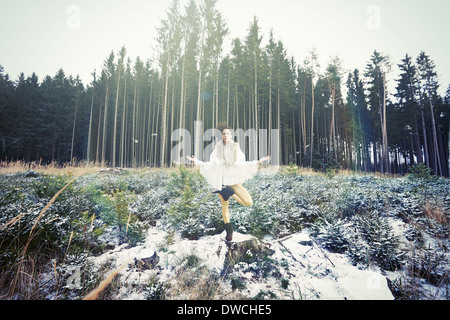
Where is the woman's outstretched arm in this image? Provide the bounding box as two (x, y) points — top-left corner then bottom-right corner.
(257, 155), (271, 165)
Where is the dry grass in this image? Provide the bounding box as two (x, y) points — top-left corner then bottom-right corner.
(152, 262), (243, 300)
(0, 160), (379, 179)
(7, 179), (74, 298)
(0, 160), (101, 177)
(0, 160), (196, 177)
(82, 261), (130, 300)
(421, 200), (449, 226)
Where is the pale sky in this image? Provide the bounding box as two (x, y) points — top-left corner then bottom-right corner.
(1, 0), (449, 96)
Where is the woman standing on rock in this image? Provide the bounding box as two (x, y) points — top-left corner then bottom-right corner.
(187, 123), (270, 241)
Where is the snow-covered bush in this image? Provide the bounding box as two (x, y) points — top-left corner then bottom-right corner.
(311, 212), (352, 253)
(0, 173), (76, 266)
(232, 173), (321, 238)
(312, 209), (402, 271)
(132, 187), (172, 221)
(350, 210), (401, 270)
(163, 165), (222, 239)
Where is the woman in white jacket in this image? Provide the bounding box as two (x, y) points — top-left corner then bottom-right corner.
(187, 124), (270, 241)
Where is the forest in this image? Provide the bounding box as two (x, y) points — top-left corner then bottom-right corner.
(0, 0), (449, 177)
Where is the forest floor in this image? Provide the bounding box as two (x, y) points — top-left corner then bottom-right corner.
(0, 162), (448, 300)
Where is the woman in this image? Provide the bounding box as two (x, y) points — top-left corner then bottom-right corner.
(187, 124), (270, 241)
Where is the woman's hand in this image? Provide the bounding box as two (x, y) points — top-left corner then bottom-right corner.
(186, 155), (197, 163)
(258, 155), (271, 165)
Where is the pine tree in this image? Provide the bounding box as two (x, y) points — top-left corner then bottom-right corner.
(111, 46), (126, 168)
(417, 51), (442, 176)
(394, 54), (421, 168)
(70, 77), (83, 165)
(325, 56), (344, 163)
(245, 17), (262, 159)
(100, 52), (115, 166)
(178, 0), (199, 143)
(156, 0), (182, 166)
(364, 51), (391, 174)
(304, 49), (320, 168)
(86, 71), (96, 163)
(0, 66), (15, 159)
(346, 69), (370, 172)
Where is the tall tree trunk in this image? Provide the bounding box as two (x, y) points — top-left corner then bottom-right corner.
(160, 58), (170, 167)
(382, 73), (389, 174)
(254, 47), (259, 159)
(414, 116), (423, 163)
(329, 82), (337, 162)
(120, 73), (128, 168)
(301, 78), (306, 163)
(268, 60), (272, 162)
(428, 95), (442, 175)
(309, 74), (315, 168)
(170, 75), (176, 167)
(132, 81), (137, 168)
(179, 54), (186, 140)
(227, 65), (231, 125)
(96, 102), (102, 165)
(235, 84), (239, 130)
(70, 92), (79, 166)
(149, 79), (154, 166)
(101, 85), (109, 166)
(448, 121), (450, 176)
(216, 68), (219, 126)
(277, 67), (281, 165)
(195, 67), (203, 160)
(87, 85), (95, 163)
(421, 108), (430, 168)
(112, 67), (122, 168)
(194, 13), (206, 161)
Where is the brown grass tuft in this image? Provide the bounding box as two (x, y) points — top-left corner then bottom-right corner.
(0, 160), (101, 177)
(82, 261), (129, 300)
(8, 179), (74, 297)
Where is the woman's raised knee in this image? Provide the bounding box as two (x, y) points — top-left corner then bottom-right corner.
(243, 198), (253, 207)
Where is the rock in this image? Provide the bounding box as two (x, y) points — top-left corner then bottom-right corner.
(221, 236), (276, 278)
(135, 250), (159, 270)
(227, 238), (275, 264)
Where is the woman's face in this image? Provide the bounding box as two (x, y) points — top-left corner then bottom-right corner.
(222, 129), (232, 145)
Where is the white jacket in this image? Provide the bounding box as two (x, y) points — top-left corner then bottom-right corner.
(193, 141), (259, 190)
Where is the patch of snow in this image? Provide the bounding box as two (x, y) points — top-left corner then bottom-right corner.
(271, 231), (394, 300)
(87, 226), (394, 300)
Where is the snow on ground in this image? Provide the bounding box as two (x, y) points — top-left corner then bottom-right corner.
(86, 226), (394, 300)
(269, 232), (393, 300)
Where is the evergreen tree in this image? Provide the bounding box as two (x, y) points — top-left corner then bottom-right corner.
(0, 66), (15, 159)
(416, 51), (442, 175)
(364, 51), (391, 174)
(303, 48), (320, 168)
(245, 16), (263, 159)
(346, 69), (370, 172)
(394, 54), (421, 170)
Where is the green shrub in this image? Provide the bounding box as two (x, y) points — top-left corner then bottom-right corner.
(408, 163), (433, 181)
(32, 173), (73, 200)
(349, 210), (401, 270)
(165, 165), (221, 240)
